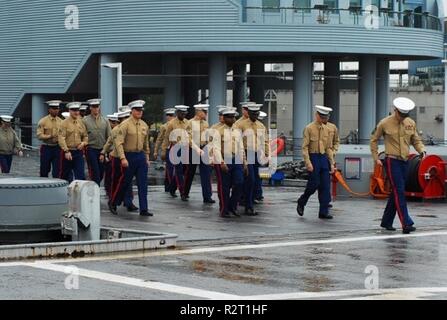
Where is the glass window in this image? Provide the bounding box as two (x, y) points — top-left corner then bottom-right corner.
(324, 0), (338, 13)
(370, 0), (380, 9)
(293, 0), (311, 13)
(349, 0), (361, 7)
(263, 0), (280, 13)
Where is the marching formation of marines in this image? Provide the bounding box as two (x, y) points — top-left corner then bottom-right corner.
(0, 95), (426, 233)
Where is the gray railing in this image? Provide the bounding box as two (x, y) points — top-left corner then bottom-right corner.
(244, 7), (442, 31)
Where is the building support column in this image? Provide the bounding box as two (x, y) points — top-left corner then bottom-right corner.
(376, 59), (390, 123)
(293, 54), (313, 160)
(209, 54), (227, 125)
(233, 63), (248, 110)
(31, 94), (47, 147)
(250, 61), (265, 105)
(163, 54), (182, 109)
(324, 58), (340, 128)
(358, 56), (377, 144)
(99, 54), (118, 117)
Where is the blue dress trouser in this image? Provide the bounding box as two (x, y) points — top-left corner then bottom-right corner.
(113, 152), (148, 211)
(85, 147), (105, 186)
(169, 145), (187, 196)
(298, 153), (331, 216)
(59, 149), (85, 182)
(109, 156), (133, 206)
(254, 172), (263, 200)
(244, 152), (260, 210)
(0, 154), (12, 173)
(40, 145), (61, 178)
(165, 147), (178, 194)
(382, 157), (414, 228)
(214, 158), (244, 216)
(184, 148), (213, 201)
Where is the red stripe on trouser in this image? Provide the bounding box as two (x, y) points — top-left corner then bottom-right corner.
(386, 157), (405, 227)
(214, 165), (225, 216)
(58, 150), (65, 179)
(110, 156), (115, 200)
(111, 163), (125, 204)
(85, 147), (93, 180)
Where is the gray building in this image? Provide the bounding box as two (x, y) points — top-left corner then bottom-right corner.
(0, 0), (444, 157)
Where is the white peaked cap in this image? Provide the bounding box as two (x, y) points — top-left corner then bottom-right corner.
(393, 97), (415, 114)
(315, 105), (333, 115)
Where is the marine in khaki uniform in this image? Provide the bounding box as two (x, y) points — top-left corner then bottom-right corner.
(210, 106), (229, 131)
(0, 115), (23, 173)
(320, 117), (340, 209)
(37, 100), (63, 178)
(153, 108), (176, 192)
(254, 111), (268, 203)
(371, 97), (425, 234)
(161, 105), (190, 200)
(296, 105), (335, 219)
(184, 104), (215, 203)
(234, 101), (255, 127)
(103, 110), (136, 213)
(58, 102), (88, 182)
(83, 98), (112, 186)
(233, 104), (270, 216)
(212, 108), (246, 218)
(110, 100), (152, 217)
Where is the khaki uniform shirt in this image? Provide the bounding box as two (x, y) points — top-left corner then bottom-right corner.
(210, 122), (224, 130)
(234, 115), (248, 127)
(36, 115), (62, 146)
(302, 121), (334, 167)
(186, 117), (209, 146)
(114, 117), (150, 160)
(233, 118), (270, 157)
(83, 114), (111, 150)
(58, 117), (88, 152)
(326, 122), (340, 155)
(0, 127), (21, 155)
(161, 117), (190, 156)
(154, 123), (167, 155)
(370, 115), (425, 162)
(211, 124), (246, 165)
(102, 126), (122, 158)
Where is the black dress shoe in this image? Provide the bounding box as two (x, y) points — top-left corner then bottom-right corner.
(181, 195), (188, 201)
(203, 199), (216, 204)
(328, 204), (333, 208)
(108, 201), (118, 215)
(229, 209), (240, 217)
(126, 204), (139, 212)
(380, 224), (396, 231)
(319, 214), (333, 219)
(402, 226), (416, 234)
(140, 210), (154, 217)
(221, 212), (231, 218)
(296, 203), (304, 216)
(169, 191), (178, 198)
(244, 208), (258, 216)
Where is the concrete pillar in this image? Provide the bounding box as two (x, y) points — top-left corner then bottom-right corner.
(250, 61), (265, 105)
(163, 54), (182, 109)
(376, 59), (390, 122)
(31, 94), (47, 147)
(99, 54), (118, 117)
(233, 63), (248, 110)
(324, 58), (340, 128)
(293, 54), (313, 160)
(358, 56), (377, 144)
(209, 54), (227, 125)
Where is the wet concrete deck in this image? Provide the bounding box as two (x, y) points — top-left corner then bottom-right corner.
(1, 154), (447, 299)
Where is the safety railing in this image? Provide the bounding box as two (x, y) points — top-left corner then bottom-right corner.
(244, 7), (442, 31)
